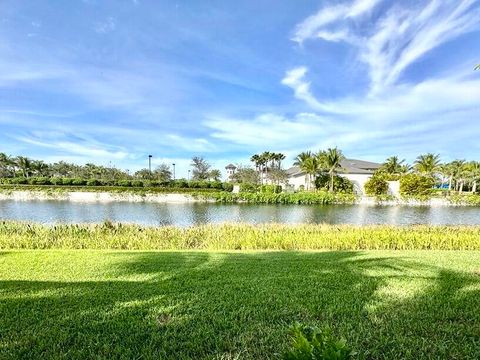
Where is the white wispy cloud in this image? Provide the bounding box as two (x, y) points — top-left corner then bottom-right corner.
(293, 0), (480, 94)
(293, 0), (383, 43)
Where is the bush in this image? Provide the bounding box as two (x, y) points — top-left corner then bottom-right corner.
(283, 324), (354, 360)
(222, 182), (234, 192)
(315, 174), (354, 193)
(72, 178), (86, 186)
(260, 184), (282, 193)
(209, 181), (224, 189)
(239, 183), (259, 193)
(131, 180), (144, 187)
(400, 174), (435, 196)
(28, 177), (51, 185)
(172, 179), (188, 188)
(7, 177), (28, 185)
(116, 180), (132, 187)
(364, 175), (389, 196)
(61, 178), (74, 185)
(86, 179), (102, 186)
(50, 177), (64, 185)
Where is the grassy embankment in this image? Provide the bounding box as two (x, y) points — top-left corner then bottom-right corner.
(2, 222), (480, 250)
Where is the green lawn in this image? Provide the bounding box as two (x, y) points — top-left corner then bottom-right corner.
(1, 250), (479, 359)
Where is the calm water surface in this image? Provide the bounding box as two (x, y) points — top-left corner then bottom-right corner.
(1, 200), (480, 226)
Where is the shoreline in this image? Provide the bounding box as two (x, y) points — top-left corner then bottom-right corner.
(0, 189), (478, 206)
(0, 190), (207, 203)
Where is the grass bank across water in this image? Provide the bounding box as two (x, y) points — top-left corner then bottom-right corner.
(1, 222), (480, 250)
(0, 250), (479, 359)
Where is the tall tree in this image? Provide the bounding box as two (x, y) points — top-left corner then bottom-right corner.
(191, 156), (212, 180)
(323, 147), (345, 192)
(15, 156), (32, 178)
(294, 151), (314, 190)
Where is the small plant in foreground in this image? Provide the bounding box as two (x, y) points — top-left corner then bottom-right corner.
(283, 324), (354, 360)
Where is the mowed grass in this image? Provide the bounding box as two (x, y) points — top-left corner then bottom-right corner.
(0, 250), (479, 359)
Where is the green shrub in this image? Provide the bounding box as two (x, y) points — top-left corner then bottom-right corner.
(364, 175), (389, 196)
(315, 174), (354, 193)
(222, 182), (234, 192)
(61, 178), (74, 185)
(50, 177), (64, 185)
(172, 180), (188, 188)
(7, 177), (28, 185)
(72, 178), (86, 186)
(131, 180), (144, 187)
(400, 174), (435, 196)
(116, 180), (131, 187)
(28, 177), (51, 185)
(260, 184), (282, 193)
(283, 324), (354, 360)
(86, 179), (102, 186)
(240, 183), (259, 193)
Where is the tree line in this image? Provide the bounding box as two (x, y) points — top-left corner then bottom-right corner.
(0, 153), (222, 183)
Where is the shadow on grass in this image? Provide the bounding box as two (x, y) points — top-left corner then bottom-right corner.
(0, 251), (479, 359)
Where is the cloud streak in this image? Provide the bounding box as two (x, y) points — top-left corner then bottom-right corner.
(293, 0), (480, 93)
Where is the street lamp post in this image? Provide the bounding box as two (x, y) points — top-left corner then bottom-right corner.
(188, 169), (191, 181)
(172, 163), (176, 180)
(148, 155), (153, 174)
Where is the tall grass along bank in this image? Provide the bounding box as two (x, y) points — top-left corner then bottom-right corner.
(1, 222), (480, 250)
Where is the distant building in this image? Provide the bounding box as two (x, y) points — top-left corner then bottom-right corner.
(225, 163), (237, 182)
(286, 158), (381, 194)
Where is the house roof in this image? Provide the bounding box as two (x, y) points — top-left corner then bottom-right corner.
(225, 163), (237, 169)
(286, 158), (381, 176)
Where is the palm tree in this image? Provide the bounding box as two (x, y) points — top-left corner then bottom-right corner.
(294, 151), (314, 190)
(323, 147), (345, 192)
(32, 160), (49, 177)
(250, 154), (261, 172)
(381, 156), (406, 175)
(209, 169), (222, 181)
(0, 153), (12, 177)
(444, 160), (465, 191)
(303, 156), (320, 190)
(414, 153), (441, 176)
(15, 156), (32, 178)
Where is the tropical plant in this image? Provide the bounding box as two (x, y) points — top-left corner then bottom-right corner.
(283, 323), (354, 360)
(323, 147), (345, 192)
(293, 151), (314, 190)
(400, 173), (435, 196)
(208, 169), (222, 181)
(15, 156), (32, 178)
(364, 175), (389, 196)
(381, 156), (406, 175)
(315, 174), (353, 193)
(413, 153), (441, 176)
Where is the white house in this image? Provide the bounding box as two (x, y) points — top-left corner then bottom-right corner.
(225, 163), (237, 182)
(286, 159), (381, 194)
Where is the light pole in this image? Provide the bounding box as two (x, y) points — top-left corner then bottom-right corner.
(188, 169), (191, 181)
(148, 155), (152, 174)
(172, 163), (176, 180)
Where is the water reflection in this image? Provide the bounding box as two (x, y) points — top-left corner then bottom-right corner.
(0, 200), (480, 226)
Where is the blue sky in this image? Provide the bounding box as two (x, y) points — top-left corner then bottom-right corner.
(1, 0), (479, 177)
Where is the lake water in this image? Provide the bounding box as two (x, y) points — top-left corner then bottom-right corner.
(1, 200), (480, 226)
